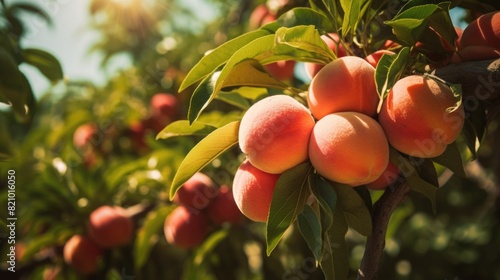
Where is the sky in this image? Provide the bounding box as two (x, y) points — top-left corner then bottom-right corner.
(15, 0), (467, 99)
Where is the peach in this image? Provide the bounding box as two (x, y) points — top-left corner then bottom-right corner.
(304, 33), (347, 78)
(264, 60), (296, 81)
(460, 11), (500, 51)
(148, 93), (178, 132)
(164, 205), (210, 249)
(307, 56), (379, 120)
(88, 205), (134, 248)
(232, 160), (280, 222)
(308, 112), (389, 186)
(63, 235), (102, 275)
(365, 49), (395, 68)
(238, 95), (315, 174)
(378, 75), (465, 158)
(207, 185), (244, 225)
(73, 123), (99, 149)
(173, 172), (218, 211)
(249, 4), (276, 29)
(365, 161), (400, 190)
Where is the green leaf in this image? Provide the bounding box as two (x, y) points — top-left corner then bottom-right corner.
(266, 162), (313, 256)
(215, 92), (251, 110)
(0, 49), (29, 117)
(22, 48), (63, 81)
(298, 204), (323, 261)
(193, 228), (229, 265)
(220, 59), (289, 89)
(169, 121), (240, 199)
(340, 0), (361, 38)
(134, 205), (175, 271)
(319, 202), (349, 280)
(179, 29), (272, 92)
(8, 3), (52, 24)
(274, 25), (336, 62)
(310, 173), (336, 231)
(432, 142), (466, 177)
(274, 7), (335, 32)
(331, 182), (372, 236)
(156, 120), (217, 140)
(375, 46), (410, 100)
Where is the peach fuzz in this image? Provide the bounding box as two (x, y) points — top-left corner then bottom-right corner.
(63, 235), (102, 275)
(207, 185), (244, 225)
(232, 160), (280, 222)
(365, 161), (400, 190)
(164, 205), (210, 249)
(304, 33), (347, 78)
(365, 49), (395, 68)
(307, 56), (379, 120)
(173, 172), (218, 211)
(308, 112), (389, 186)
(378, 75), (465, 158)
(88, 205), (134, 248)
(238, 94), (315, 174)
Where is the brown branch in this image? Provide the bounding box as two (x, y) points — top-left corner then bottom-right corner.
(357, 182), (410, 280)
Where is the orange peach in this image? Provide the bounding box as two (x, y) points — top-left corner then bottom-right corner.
(365, 49), (395, 68)
(164, 205), (210, 249)
(307, 56), (379, 119)
(232, 160), (280, 222)
(304, 33), (347, 78)
(88, 205), (134, 248)
(63, 235), (102, 275)
(365, 161), (400, 190)
(173, 172), (218, 211)
(249, 4), (276, 29)
(73, 123), (99, 149)
(264, 60), (296, 81)
(378, 75), (465, 158)
(148, 93), (179, 132)
(207, 185), (244, 225)
(460, 11), (500, 51)
(308, 112), (389, 186)
(238, 95), (315, 174)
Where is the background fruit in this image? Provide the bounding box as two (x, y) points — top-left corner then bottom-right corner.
(365, 161), (400, 190)
(249, 4), (276, 29)
(309, 112), (389, 186)
(459, 11), (500, 51)
(164, 205), (210, 249)
(148, 93), (179, 132)
(63, 235), (102, 275)
(307, 56), (379, 120)
(88, 205), (134, 248)
(173, 172), (218, 211)
(232, 160), (280, 222)
(238, 95), (315, 174)
(207, 185), (244, 225)
(378, 75), (465, 158)
(365, 49), (395, 68)
(73, 123), (99, 149)
(304, 33), (346, 78)
(264, 60), (296, 81)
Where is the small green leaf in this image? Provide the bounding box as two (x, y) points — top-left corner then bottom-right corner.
(375, 47), (410, 100)
(220, 59), (289, 89)
(179, 29), (272, 92)
(432, 142), (466, 177)
(340, 0), (362, 38)
(215, 92), (251, 110)
(274, 25), (336, 62)
(297, 204), (323, 261)
(310, 173), (336, 231)
(274, 7), (335, 31)
(22, 48), (63, 81)
(0, 49), (29, 117)
(266, 162), (313, 256)
(331, 182), (372, 236)
(169, 121), (240, 199)
(193, 229), (229, 265)
(8, 3), (52, 24)
(134, 205), (175, 271)
(156, 120), (217, 140)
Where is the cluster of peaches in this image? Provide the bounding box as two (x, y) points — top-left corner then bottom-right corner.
(63, 205), (134, 274)
(164, 172), (243, 249)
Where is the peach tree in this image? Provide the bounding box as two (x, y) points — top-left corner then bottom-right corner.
(160, 0), (500, 279)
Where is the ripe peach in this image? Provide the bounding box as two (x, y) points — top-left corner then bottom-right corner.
(365, 49), (395, 68)
(173, 172), (218, 211)
(207, 185), (244, 225)
(164, 205), (210, 249)
(308, 112), (389, 186)
(304, 33), (347, 78)
(365, 161), (400, 190)
(249, 4), (276, 29)
(459, 11), (500, 52)
(264, 60), (296, 81)
(232, 160), (280, 222)
(148, 93), (178, 132)
(73, 123), (99, 149)
(307, 56), (379, 120)
(238, 95), (315, 174)
(88, 205), (134, 248)
(63, 235), (102, 275)
(378, 75), (465, 158)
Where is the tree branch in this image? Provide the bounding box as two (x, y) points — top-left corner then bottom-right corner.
(357, 182), (411, 280)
